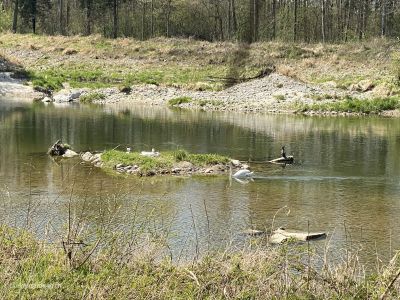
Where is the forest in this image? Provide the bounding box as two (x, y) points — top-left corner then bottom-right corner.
(1, 0), (399, 43)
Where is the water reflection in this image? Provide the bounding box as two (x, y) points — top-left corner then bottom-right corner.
(0, 100), (400, 264)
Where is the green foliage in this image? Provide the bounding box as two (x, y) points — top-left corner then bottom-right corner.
(0, 9), (12, 32)
(168, 97), (192, 106)
(173, 149), (188, 161)
(79, 92), (105, 104)
(299, 96), (400, 114)
(186, 153), (230, 166)
(274, 94), (285, 101)
(31, 73), (64, 92)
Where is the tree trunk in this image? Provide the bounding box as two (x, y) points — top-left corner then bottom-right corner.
(59, 0), (64, 34)
(112, 0), (118, 38)
(86, 0), (92, 35)
(32, 0), (37, 34)
(12, 0), (18, 33)
(321, 0), (326, 42)
(141, 0), (146, 40)
(66, 0), (70, 34)
(294, 0), (298, 41)
(272, 0), (276, 39)
(231, 0), (237, 34)
(151, 0), (154, 37)
(381, 0), (386, 37)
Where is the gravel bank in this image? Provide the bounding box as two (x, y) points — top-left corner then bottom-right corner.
(95, 73), (362, 113)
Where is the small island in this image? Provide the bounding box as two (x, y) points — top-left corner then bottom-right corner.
(81, 149), (246, 177)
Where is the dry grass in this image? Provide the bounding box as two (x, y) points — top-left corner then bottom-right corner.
(1, 33), (399, 94)
(1, 223), (400, 299)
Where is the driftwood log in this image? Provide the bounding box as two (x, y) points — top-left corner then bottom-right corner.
(269, 156), (294, 164)
(47, 140), (77, 158)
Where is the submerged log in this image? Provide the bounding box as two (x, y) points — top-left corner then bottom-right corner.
(269, 228), (326, 244)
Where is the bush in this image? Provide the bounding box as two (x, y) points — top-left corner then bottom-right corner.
(79, 92), (106, 104)
(173, 149), (188, 161)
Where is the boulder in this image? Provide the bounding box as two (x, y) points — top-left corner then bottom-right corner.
(81, 152), (94, 162)
(63, 149), (78, 158)
(53, 89), (84, 103)
(372, 84), (391, 97)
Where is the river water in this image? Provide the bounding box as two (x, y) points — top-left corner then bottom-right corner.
(1, 99), (400, 264)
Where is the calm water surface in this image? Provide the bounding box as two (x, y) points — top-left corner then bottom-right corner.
(1, 99), (400, 263)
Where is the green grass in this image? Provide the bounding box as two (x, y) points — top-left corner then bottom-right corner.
(79, 92), (106, 104)
(168, 97), (192, 106)
(299, 96), (400, 114)
(101, 149), (231, 174)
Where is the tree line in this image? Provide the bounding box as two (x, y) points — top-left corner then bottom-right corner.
(1, 0), (399, 43)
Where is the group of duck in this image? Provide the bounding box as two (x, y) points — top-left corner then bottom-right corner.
(129, 145), (294, 180)
(231, 146), (294, 180)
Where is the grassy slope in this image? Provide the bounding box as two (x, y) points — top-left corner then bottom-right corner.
(1, 225), (400, 299)
(0, 33), (399, 93)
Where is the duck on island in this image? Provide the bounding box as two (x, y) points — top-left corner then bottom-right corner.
(141, 148), (160, 157)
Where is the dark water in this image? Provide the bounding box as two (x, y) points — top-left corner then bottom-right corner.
(1, 99), (400, 263)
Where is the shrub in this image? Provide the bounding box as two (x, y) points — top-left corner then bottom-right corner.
(173, 149), (188, 162)
(79, 92), (106, 104)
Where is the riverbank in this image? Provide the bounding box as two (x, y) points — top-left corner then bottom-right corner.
(1, 33), (399, 115)
(1, 224), (400, 299)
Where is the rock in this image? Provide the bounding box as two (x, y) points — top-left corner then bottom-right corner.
(175, 161), (194, 170)
(172, 168), (181, 173)
(358, 79), (375, 92)
(372, 84), (391, 97)
(231, 159), (241, 167)
(63, 149), (78, 158)
(41, 96), (53, 103)
(53, 89), (84, 103)
(81, 152), (93, 162)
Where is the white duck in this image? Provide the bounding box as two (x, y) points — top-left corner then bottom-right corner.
(141, 148), (160, 157)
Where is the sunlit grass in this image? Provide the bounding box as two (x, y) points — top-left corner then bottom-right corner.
(298, 96), (400, 114)
(101, 149), (231, 173)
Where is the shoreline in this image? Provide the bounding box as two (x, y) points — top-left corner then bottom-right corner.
(1, 71), (399, 117)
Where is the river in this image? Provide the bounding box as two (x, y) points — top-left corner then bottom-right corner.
(1, 99), (399, 264)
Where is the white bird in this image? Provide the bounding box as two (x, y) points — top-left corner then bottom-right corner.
(141, 148), (160, 157)
(126, 147), (132, 153)
(232, 169), (254, 179)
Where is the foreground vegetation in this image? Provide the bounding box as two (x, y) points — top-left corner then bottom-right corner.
(1, 224), (400, 299)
